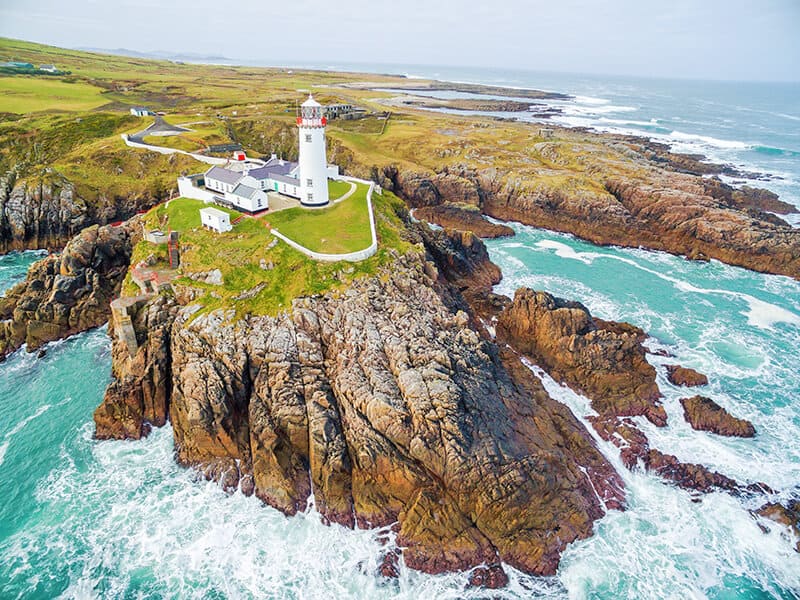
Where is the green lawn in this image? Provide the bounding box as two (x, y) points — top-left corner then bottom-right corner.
(132, 191), (412, 317)
(269, 183), (372, 254)
(0, 76), (108, 113)
(328, 178), (353, 200)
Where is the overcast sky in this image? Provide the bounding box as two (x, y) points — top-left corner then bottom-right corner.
(1, 0), (798, 82)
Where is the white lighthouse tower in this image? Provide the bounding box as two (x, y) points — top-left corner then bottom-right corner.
(297, 94), (329, 206)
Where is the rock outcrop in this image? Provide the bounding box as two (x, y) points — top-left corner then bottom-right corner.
(381, 164), (800, 281)
(492, 287), (768, 496)
(666, 365), (709, 387)
(756, 500), (800, 552)
(415, 205), (514, 239)
(94, 294), (178, 440)
(94, 229), (625, 580)
(0, 220), (138, 359)
(0, 174), (89, 253)
(496, 289), (666, 426)
(0, 171), (169, 253)
(680, 396), (756, 438)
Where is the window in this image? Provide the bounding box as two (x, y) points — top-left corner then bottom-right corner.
(305, 134), (312, 143)
(306, 178), (313, 187)
(307, 193), (314, 201)
(257, 198), (263, 207)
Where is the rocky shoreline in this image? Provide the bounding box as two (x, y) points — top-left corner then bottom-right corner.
(2, 203), (797, 584)
(2, 74), (799, 587)
(379, 147), (800, 280)
(93, 224), (626, 582)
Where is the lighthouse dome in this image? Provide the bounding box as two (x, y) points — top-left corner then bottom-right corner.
(302, 94), (321, 107)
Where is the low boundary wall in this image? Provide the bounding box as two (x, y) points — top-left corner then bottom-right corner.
(121, 134), (229, 165)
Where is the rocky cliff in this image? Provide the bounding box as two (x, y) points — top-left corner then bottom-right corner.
(0, 220), (138, 359)
(0, 172), (166, 253)
(381, 162), (800, 280)
(493, 288), (770, 497)
(94, 228), (626, 581)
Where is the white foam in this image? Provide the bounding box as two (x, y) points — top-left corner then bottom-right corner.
(523, 361), (800, 597)
(534, 240), (597, 264)
(573, 95), (611, 106)
(0, 404), (51, 466)
(530, 234), (800, 331)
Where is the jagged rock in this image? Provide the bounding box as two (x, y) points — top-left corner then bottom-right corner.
(415, 205), (514, 239)
(0, 172), (166, 252)
(492, 289), (772, 497)
(680, 396), (755, 438)
(378, 550), (400, 578)
(384, 163), (800, 280)
(468, 564), (510, 589)
(96, 240), (624, 579)
(0, 174), (88, 252)
(666, 364), (708, 387)
(94, 294), (179, 440)
(496, 289), (666, 426)
(0, 220), (138, 360)
(590, 415), (766, 495)
(755, 501), (800, 552)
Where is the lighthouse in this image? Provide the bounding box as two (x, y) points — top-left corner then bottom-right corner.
(297, 94), (329, 206)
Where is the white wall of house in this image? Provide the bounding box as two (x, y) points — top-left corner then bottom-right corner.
(224, 189), (269, 212)
(200, 208), (232, 233)
(240, 174), (269, 190)
(178, 177), (217, 202)
(205, 176), (238, 194)
(272, 180), (300, 198)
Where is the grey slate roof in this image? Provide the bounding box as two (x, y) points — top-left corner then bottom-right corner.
(231, 183), (261, 200)
(205, 166), (243, 186)
(247, 157), (298, 180)
(270, 173), (300, 186)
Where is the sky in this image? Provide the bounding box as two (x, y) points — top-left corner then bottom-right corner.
(1, 0), (799, 82)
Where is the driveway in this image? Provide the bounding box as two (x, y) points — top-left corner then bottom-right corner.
(129, 115), (190, 143)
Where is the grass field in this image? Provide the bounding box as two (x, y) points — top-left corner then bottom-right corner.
(0, 76), (107, 113)
(132, 191), (412, 316)
(268, 183), (372, 253)
(328, 178), (353, 200)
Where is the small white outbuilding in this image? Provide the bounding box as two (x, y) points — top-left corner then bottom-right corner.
(200, 207), (232, 233)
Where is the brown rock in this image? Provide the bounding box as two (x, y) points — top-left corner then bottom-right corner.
(379, 550), (400, 578)
(666, 365), (708, 387)
(755, 501), (800, 552)
(96, 243), (624, 579)
(415, 205), (514, 239)
(496, 289), (666, 426)
(384, 161), (800, 280)
(468, 564), (510, 589)
(0, 220), (138, 360)
(94, 295), (177, 440)
(680, 396), (756, 438)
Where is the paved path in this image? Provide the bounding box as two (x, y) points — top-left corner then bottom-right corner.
(332, 181), (357, 204)
(129, 115), (190, 143)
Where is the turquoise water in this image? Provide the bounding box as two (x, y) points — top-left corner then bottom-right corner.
(487, 223), (800, 598)
(2, 62), (800, 597)
(2, 222), (800, 598)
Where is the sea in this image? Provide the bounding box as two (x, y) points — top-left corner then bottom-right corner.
(1, 67), (799, 599)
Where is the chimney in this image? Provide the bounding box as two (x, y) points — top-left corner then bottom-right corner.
(271, 153), (277, 161)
